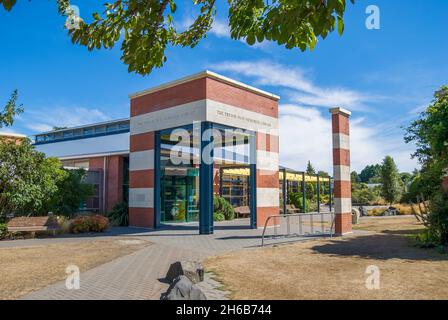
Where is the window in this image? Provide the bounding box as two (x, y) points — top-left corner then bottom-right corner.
(95, 126), (106, 134)
(63, 131), (74, 138)
(73, 129), (83, 136)
(118, 122), (130, 130)
(107, 124), (118, 132)
(84, 128), (94, 135)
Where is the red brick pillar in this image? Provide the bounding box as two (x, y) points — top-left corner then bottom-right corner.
(128, 132), (155, 228)
(330, 107), (352, 235)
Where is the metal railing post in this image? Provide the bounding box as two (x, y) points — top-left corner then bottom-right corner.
(302, 172), (306, 213)
(261, 212), (336, 246)
(317, 174), (320, 213)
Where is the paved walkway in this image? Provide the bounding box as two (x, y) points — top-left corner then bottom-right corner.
(8, 218), (335, 300)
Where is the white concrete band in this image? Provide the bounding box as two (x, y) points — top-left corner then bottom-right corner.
(206, 99), (278, 132)
(131, 100), (207, 135)
(329, 107), (352, 117)
(333, 165), (351, 182)
(333, 198), (352, 214)
(257, 188), (280, 208)
(129, 150), (154, 171)
(129, 188), (154, 208)
(256, 150), (279, 172)
(130, 99), (279, 135)
(332, 133), (350, 150)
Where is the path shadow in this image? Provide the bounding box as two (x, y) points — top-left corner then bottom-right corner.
(311, 232), (448, 262)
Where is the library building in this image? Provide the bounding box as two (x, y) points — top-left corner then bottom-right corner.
(33, 71), (352, 235)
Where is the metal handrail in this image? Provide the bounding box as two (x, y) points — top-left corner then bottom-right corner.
(261, 211), (335, 246)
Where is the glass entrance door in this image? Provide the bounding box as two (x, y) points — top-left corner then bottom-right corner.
(159, 125), (200, 224)
(161, 172), (199, 223)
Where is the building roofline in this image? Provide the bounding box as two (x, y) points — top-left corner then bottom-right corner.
(128, 70), (280, 101)
(34, 118), (130, 136)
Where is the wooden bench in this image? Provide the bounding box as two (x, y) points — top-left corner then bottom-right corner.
(280, 204), (301, 214)
(234, 206), (250, 218)
(7, 216), (60, 237)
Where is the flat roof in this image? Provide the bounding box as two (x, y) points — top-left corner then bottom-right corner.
(34, 118), (130, 136)
(129, 70), (280, 101)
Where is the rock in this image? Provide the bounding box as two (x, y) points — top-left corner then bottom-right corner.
(352, 208), (360, 224)
(166, 261), (204, 284)
(160, 275), (207, 300)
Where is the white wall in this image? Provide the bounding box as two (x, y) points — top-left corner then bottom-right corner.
(35, 132), (130, 159)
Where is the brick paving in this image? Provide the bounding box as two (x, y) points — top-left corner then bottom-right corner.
(13, 218), (336, 300)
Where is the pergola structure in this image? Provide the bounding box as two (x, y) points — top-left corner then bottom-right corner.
(219, 166), (333, 215)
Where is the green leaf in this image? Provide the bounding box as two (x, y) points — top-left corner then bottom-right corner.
(246, 33), (255, 45)
(337, 16), (344, 35)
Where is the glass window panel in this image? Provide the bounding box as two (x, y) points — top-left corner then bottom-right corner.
(95, 126), (106, 134)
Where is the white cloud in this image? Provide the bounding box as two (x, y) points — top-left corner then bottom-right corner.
(22, 107), (111, 133)
(278, 104), (418, 173)
(210, 19), (230, 38)
(212, 60), (370, 111)
(178, 16), (229, 38)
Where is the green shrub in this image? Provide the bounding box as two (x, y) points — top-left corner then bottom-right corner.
(213, 196), (235, 220)
(42, 168), (94, 217)
(213, 212), (225, 222)
(107, 202), (129, 226)
(55, 215), (71, 234)
(69, 215), (109, 233)
(287, 193), (310, 213)
(0, 223), (9, 240)
(419, 190), (448, 246)
(352, 183), (384, 205)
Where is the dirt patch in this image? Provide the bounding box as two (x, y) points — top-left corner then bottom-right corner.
(353, 216), (424, 234)
(0, 238), (150, 300)
(204, 216), (448, 299)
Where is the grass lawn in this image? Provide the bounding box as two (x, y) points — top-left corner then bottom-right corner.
(0, 238), (149, 299)
(204, 216), (448, 300)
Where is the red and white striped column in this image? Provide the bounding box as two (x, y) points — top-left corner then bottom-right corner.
(330, 107), (352, 235)
(128, 131), (155, 228)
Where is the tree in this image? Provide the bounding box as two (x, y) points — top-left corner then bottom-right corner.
(405, 86), (448, 246)
(42, 168), (94, 217)
(380, 156), (403, 205)
(1, 0), (355, 75)
(351, 171), (360, 183)
(306, 161), (316, 175)
(359, 164), (382, 183)
(317, 170), (329, 178)
(405, 86), (448, 197)
(400, 172), (413, 189)
(1, 90), (23, 128)
(0, 139), (66, 217)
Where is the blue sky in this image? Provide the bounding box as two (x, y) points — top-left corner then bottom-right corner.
(1, 0), (447, 173)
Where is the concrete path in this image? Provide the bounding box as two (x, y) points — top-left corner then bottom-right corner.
(12, 218), (333, 300)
